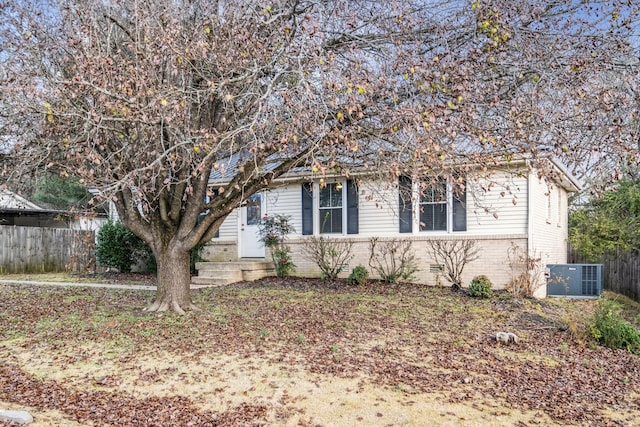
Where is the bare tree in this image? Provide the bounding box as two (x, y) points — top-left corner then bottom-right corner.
(1, 0), (639, 311)
(428, 240), (480, 289)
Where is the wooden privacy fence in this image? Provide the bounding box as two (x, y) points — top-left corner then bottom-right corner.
(601, 251), (640, 302)
(568, 246), (640, 302)
(0, 225), (95, 274)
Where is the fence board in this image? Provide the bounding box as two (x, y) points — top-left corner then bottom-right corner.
(0, 225), (95, 273)
(568, 246), (640, 302)
(601, 250), (640, 302)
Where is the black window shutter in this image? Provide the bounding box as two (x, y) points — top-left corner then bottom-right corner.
(346, 180), (359, 234)
(399, 176), (413, 233)
(452, 183), (467, 232)
(302, 182), (313, 235)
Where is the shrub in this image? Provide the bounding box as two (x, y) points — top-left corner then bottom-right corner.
(95, 220), (148, 273)
(428, 240), (479, 287)
(347, 265), (368, 285)
(189, 243), (206, 274)
(507, 244), (544, 298)
(368, 237), (418, 283)
(271, 248), (296, 277)
(469, 275), (493, 298)
(301, 236), (354, 280)
(96, 220), (204, 274)
(258, 214), (295, 277)
(589, 299), (640, 353)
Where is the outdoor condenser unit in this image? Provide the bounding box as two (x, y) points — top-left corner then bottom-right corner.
(546, 264), (603, 298)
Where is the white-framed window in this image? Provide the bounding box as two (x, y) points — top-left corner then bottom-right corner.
(302, 180), (359, 236)
(319, 182), (344, 234)
(399, 176), (466, 233)
(419, 179), (448, 231)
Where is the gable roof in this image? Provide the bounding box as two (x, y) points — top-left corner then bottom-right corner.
(0, 189), (43, 210)
(207, 151), (582, 194)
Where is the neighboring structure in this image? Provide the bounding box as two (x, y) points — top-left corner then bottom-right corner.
(0, 189), (106, 273)
(0, 189), (107, 230)
(202, 157), (581, 297)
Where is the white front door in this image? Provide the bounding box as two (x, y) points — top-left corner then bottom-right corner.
(239, 193), (265, 258)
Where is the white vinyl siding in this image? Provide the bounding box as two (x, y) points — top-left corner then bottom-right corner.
(209, 167), (565, 242)
(216, 210), (238, 240)
(465, 174), (528, 235)
(529, 176), (568, 264)
(358, 182), (400, 237)
(264, 183), (304, 238)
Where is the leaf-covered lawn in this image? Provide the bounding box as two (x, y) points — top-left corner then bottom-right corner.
(1, 277), (639, 426)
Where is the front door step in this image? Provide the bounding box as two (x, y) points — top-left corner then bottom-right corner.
(192, 260), (275, 287)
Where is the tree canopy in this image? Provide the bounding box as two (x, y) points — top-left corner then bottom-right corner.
(570, 179), (640, 262)
(31, 173), (92, 210)
(1, 0), (639, 311)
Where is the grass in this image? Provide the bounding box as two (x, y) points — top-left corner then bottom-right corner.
(0, 277), (639, 426)
(0, 271), (155, 286)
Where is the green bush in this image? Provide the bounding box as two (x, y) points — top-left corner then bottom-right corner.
(271, 248), (296, 277)
(189, 243), (206, 275)
(95, 220), (148, 273)
(589, 299), (640, 353)
(96, 221), (205, 274)
(258, 214), (295, 277)
(469, 275), (493, 298)
(347, 265), (368, 285)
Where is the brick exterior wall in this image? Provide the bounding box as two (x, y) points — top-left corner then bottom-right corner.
(285, 235), (528, 289)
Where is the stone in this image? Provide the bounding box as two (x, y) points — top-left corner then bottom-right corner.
(0, 410), (34, 425)
(495, 331), (519, 344)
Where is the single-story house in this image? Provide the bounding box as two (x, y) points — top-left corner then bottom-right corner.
(202, 156), (581, 297)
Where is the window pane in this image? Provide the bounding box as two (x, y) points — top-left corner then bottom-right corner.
(331, 208), (342, 232)
(331, 185), (342, 207)
(420, 203), (447, 231)
(420, 180), (446, 203)
(319, 185), (330, 207)
(320, 183), (342, 208)
(246, 194), (261, 225)
(320, 209), (331, 233)
(320, 208), (342, 233)
(419, 206), (434, 231)
(434, 203), (447, 230)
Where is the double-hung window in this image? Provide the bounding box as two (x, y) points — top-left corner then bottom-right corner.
(302, 180), (359, 235)
(399, 176), (466, 233)
(319, 182), (343, 234)
(419, 179), (447, 231)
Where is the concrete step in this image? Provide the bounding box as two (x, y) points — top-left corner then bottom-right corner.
(193, 260), (275, 286)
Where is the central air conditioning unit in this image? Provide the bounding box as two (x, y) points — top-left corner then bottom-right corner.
(546, 264), (603, 298)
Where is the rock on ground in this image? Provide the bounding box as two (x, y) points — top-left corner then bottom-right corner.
(0, 409), (34, 425)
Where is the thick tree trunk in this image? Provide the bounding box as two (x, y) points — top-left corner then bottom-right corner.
(144, 245), (197, 314)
